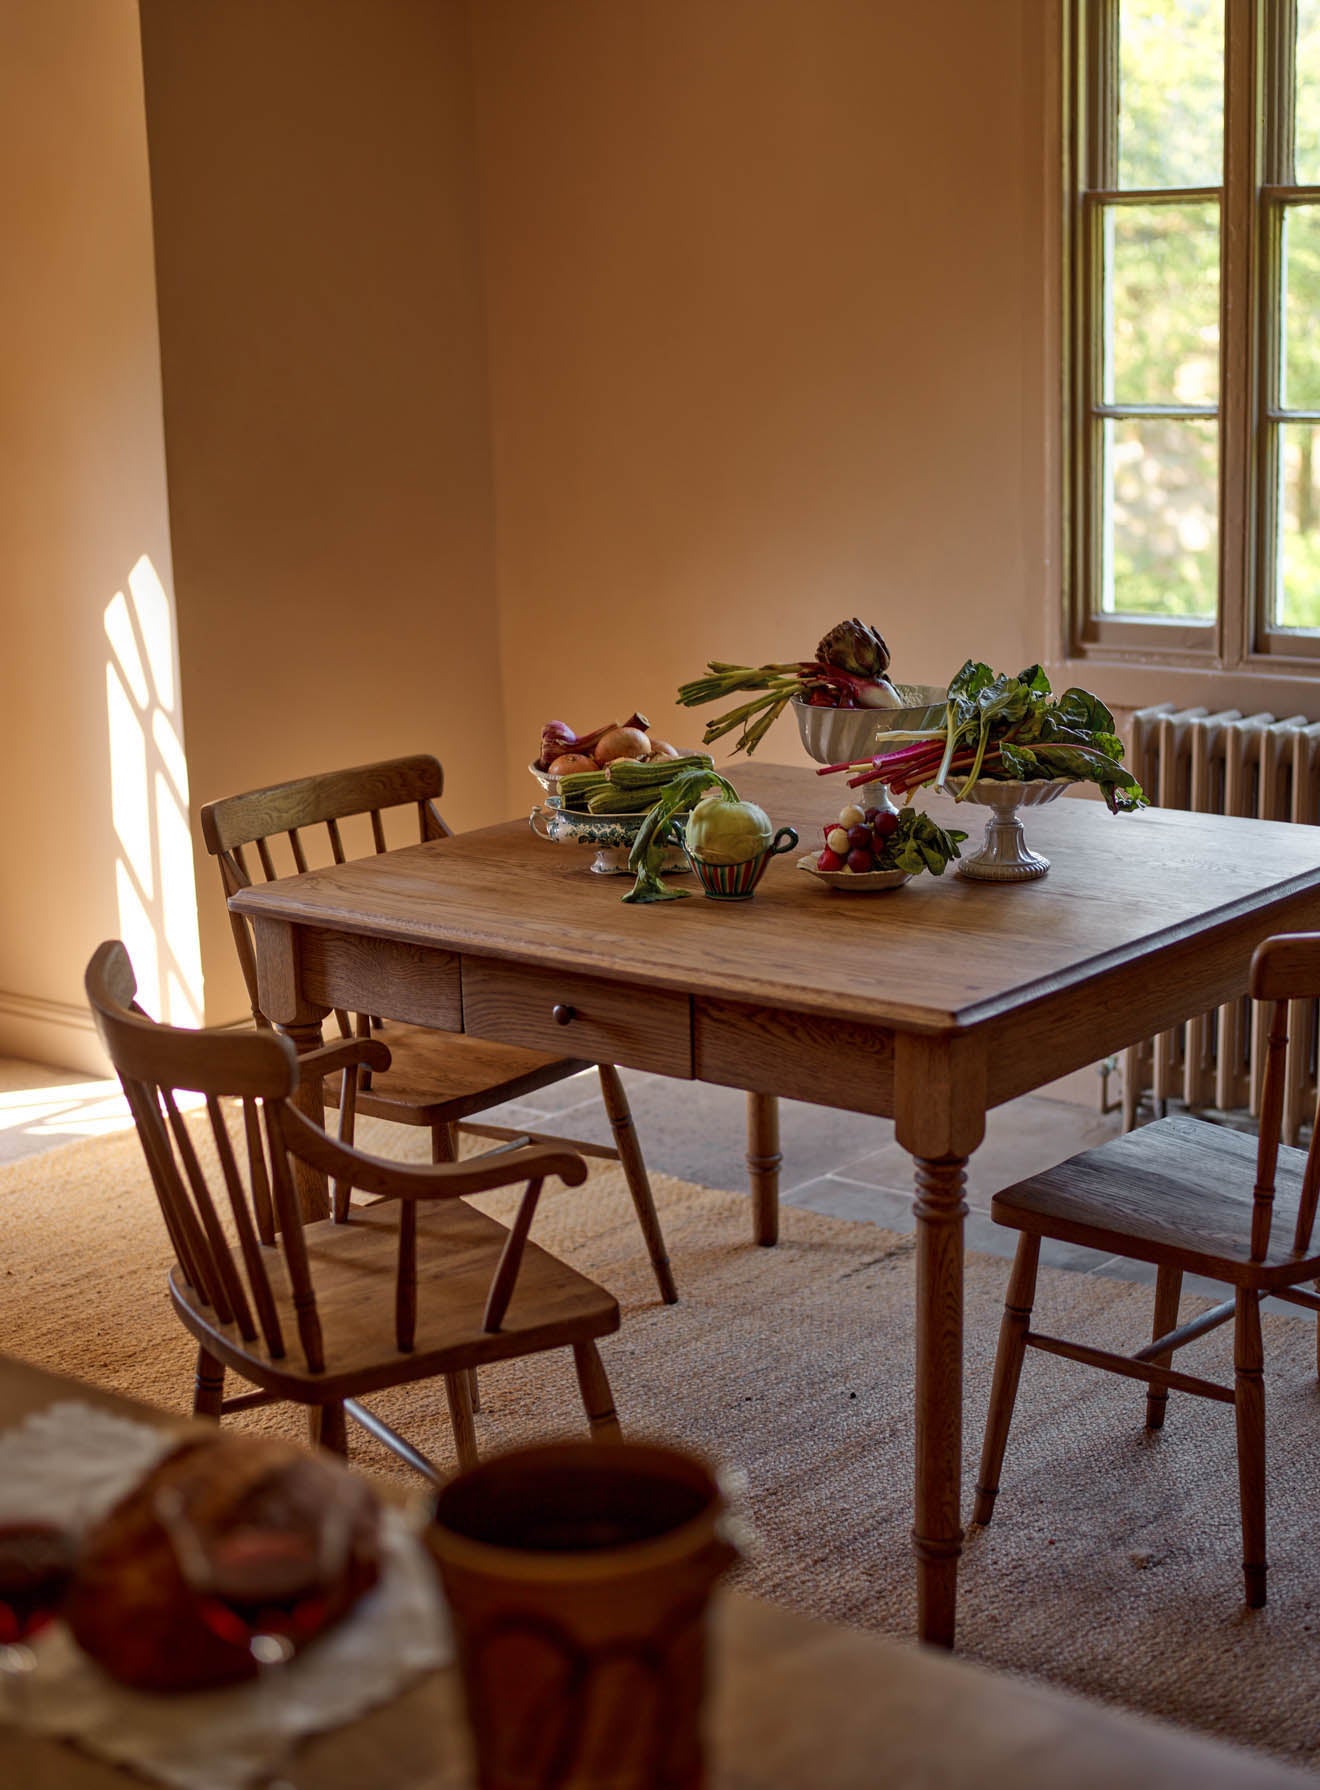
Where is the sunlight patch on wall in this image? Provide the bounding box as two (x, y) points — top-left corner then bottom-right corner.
(104, 556), (204, 1025)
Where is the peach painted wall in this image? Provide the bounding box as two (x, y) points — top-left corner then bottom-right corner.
(138, 0), (505, 1025)
(469, 0), (1050, 804)
(0, 0), (177, 1072)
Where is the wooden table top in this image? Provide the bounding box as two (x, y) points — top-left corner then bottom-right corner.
(231, 763), (1320, 1034)
(0, 1355), (1308, 1789)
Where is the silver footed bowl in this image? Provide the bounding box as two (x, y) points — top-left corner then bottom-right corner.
(792, 684), (947, 816)
(941, 777), (1075, 883)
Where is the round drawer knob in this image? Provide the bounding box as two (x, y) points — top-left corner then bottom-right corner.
(552, 1003), (577, 1026)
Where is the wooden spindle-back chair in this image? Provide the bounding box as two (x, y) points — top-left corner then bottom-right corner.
(974, 931), (1320, 1608)
(86, 941), (621, 1478)
(198, 755), (676, 1305)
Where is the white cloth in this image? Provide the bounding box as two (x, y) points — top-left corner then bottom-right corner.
(0, 1400), (451, 1790)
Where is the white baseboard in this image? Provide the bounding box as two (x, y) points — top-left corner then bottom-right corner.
(0, 989), (111, 1077)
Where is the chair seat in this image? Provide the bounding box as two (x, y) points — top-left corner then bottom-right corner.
(170, 1196), (619, 1400)
(321, 1022), (593, 1126)
(992, 1114), (1320, 1289)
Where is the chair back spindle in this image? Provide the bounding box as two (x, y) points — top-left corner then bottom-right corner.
(199, 755), (452, 1042)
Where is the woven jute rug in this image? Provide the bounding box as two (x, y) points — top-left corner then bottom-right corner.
(3, 1118), (1320, 1769)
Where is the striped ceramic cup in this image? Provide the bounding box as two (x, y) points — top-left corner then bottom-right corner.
(686, 827), (799, 900)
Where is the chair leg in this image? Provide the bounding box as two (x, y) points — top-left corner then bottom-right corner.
(433, 1123), (481, 1413)
(597, 1064), (677, 1304)
(1144, 1265), (1183, 1431)
(973, 1233), (1041, 1526)
(445, 1371), (480, 1471)
(192, 1346), (225, 1420)
(573, 1341), (622, 1442)
(746, 1093), (781, 1247)
(309, 1400), (348, 1457)
(1234, 1288), (1268, 1609)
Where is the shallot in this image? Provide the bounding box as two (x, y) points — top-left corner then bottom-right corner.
(537, 711), (651, 771)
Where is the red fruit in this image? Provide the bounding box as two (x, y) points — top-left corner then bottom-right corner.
(817, 848), (845, 872)
(846, 847), (873, 874)
(872, 809), (900, 840)
(847, 825), (871, 850)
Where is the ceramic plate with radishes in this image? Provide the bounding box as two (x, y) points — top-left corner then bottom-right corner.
(799, 802), (968, 892)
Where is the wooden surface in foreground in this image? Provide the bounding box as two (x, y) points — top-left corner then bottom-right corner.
(0, 1356), (1309, 1790)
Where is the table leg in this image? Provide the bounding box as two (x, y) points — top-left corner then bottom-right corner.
(252, 916), (331, 1223)
(273, 1016), (332, 1222)
(746, 1093), (781, 1246)
(895, 1031), (985, 1651)
(912, 1151), (969, 1649)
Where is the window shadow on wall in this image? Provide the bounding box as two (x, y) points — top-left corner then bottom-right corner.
(104, 555), (204, 1026)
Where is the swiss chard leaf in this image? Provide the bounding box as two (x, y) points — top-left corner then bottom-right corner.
(998, 742), (1146, 814)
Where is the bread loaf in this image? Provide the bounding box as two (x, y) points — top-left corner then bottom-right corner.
(66, 1432), (381, 1692)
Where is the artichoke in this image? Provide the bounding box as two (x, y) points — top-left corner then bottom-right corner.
(816, 618), (890, 678)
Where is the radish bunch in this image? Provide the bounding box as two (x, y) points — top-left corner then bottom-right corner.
(816, 802), (900, 874)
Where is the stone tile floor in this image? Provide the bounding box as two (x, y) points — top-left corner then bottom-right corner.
(0, 1055), (1300, 1317)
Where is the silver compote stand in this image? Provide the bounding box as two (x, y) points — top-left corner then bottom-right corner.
(792, 684), (947, 815)
(941, 777), (1075, 882)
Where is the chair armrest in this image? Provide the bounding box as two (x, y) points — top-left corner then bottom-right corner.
(295, 1037), (392, 1085)
(277, 1100), (588, 1200)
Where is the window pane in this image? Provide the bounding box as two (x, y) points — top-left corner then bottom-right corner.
(1296, 0), (1320, 185)
(1282, 205), (1320, 409)
(1274, 424), (1320, 631)
(1105, 202), (1220, 404)
(1101, 417), (1218, 618)
(1118, 0), (1224, 190)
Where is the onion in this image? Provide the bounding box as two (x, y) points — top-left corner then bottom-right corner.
(594, 726), (651, 765)
(645, 740), (682, 760)
(547, 752), (597, 776)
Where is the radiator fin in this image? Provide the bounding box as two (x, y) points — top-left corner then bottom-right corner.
(1123, 705), (1320, 1142)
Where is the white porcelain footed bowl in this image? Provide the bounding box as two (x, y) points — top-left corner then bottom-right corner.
(941, 776), (1074, 882)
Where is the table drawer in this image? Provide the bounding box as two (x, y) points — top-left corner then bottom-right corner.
(461, 959), (692, 1077)
(694, 997), (894, 1115)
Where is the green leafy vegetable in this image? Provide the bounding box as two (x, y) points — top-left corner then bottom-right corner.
(821, 660), (1147, 815)
(883, 808), (967, 877)
(622, 768), (739, 904)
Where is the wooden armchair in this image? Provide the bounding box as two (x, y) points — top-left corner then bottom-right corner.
(974, 931), (1320, 1608)
(86, 941), (621, 1478)
(199, 755), (676, 1305)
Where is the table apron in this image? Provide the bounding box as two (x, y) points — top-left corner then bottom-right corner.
(693, 997), (895, 1116)
(982, 888), (1320, 1109)
(298, 927), (463, 1031)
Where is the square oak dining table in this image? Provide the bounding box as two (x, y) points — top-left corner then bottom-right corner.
(230, 760), (1320, 1649)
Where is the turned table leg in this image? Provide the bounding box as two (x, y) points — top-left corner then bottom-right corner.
(252, 916), (330, 1222)
(913, 1152), (969, 1649)
(746, 1093), (781, 1246)
(270, 1016), (332, 1222)
(895, 1030), (985, 1652)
